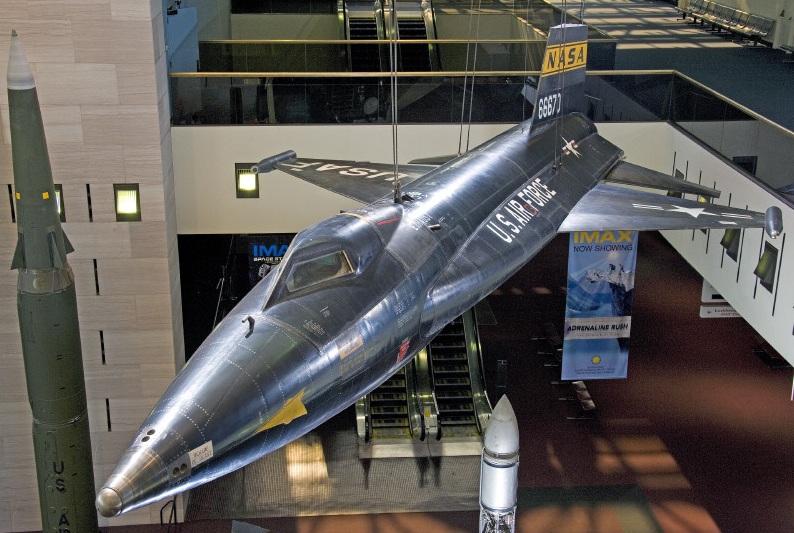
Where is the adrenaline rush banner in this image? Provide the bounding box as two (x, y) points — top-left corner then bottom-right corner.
(561, 231), (639, 380)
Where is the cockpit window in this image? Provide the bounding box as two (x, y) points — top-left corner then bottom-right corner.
(286, 250), (354, 292)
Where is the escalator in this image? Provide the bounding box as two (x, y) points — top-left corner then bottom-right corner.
(343, 0), (439, 73)
(348, 16), (382, 72)
(356, 357), (428, 459)
(427, 315), (480, 439)
(396, 17), (432, 71)
(367, 367), (411, 440)
(356, 308), (490, 458)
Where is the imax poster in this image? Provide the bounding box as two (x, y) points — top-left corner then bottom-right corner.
(561, 231), (638, 380)
(247, 234), (294, 288)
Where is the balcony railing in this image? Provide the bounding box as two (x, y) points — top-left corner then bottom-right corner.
(168, 67), (794, 204)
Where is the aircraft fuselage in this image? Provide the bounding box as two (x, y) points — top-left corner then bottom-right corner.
(99, 113), (624, 514)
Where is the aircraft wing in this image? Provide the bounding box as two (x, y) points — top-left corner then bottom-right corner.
(253, 151), (436, 204)
(604, 161), (721, 199)
(559, 183), (769, 233)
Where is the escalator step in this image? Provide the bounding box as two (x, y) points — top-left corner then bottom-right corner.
(436, 390), (472, 399)
(379, 380), (406, 389)
(434, 365), (470, 374)
(438, 404), (474, 413)
(439, 415), (477, 425)
(371, 427), (412, 440)
(370, 392), (407, 401)
(431, 352), (467, 360)
(371, 405), (408, 415)
(434, 377), (471, 386)
(438, 425), (482, 438)
(430, 343), (466, 350)
(372, 417), (409, 428)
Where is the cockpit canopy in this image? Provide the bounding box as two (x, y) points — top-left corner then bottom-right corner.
(262, 211), (388, 308)
(286, 250), (354, 292)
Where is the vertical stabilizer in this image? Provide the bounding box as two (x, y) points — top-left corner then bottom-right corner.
(531, 24), (588, 129)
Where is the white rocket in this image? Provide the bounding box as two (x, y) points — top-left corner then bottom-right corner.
(479, 395), (519, 533)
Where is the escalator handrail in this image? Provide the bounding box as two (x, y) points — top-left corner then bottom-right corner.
(404, 359), (426, 441)
(462, 307), (492, 434)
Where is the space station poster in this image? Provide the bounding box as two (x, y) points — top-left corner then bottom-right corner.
(561, 231), (638, 380)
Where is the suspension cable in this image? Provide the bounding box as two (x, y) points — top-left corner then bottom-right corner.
(389, 0), (401, 202)
(464, 0), (484, 153)
(456, 0), (478, 155)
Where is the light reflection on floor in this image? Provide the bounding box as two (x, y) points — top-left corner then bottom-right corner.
(518, 506), (627, 533)
(545, 0), (743, 50)
(597, 420), (718, 532)
(523, 417), (720, 532)
(285, 436), (332, 503)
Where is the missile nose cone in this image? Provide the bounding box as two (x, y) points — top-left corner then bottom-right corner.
(483, 395), (519, 455)
(8, 29), (35, 90)
(96, 487), (123, 517)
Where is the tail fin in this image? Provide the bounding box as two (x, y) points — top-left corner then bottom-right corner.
(531, 23), (588, 128)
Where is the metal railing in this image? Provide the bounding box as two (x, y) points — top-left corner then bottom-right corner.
(168, 68), (794, 202)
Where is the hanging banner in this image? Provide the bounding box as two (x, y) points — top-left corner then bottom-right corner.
(561, 231), (638, 380)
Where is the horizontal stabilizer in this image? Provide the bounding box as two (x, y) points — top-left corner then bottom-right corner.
(604, 161), (720, 198)
(257, 155), (434, 204)
(559, 183), (767, 233)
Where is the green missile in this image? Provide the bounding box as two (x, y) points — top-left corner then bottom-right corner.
(8, 30), (99, 532)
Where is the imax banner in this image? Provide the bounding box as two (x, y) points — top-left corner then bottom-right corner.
(561, 231), (638, 380)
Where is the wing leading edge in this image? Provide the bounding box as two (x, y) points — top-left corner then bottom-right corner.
(559, 183), (781, 236)
(253, 151), (437, 204)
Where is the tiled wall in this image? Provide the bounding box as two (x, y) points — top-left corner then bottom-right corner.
(0, 1), (183, 530)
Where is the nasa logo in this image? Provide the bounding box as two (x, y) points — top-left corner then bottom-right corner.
(542, 41), (587, 77)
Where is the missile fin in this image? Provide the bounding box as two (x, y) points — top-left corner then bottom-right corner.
(63, 231), (75, 254)
(48, 232), (64, 268)
(11, 236), (25, 270)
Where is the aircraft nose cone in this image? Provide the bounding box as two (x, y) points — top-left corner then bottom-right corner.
(98, 445), (172, 516)
(96, 487), (123, 517)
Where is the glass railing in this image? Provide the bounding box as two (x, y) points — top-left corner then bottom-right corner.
(168, 70), (794, 203)
(196, 37), (617, 73)
(198, 39), (546, 73)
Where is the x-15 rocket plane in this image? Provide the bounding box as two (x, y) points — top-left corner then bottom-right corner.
(97, 24), (783, 516)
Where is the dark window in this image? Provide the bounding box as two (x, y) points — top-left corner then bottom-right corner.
(720, 228), (741, 261)
(732, 156), (758, 175)
(754, 241), (778, 293)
